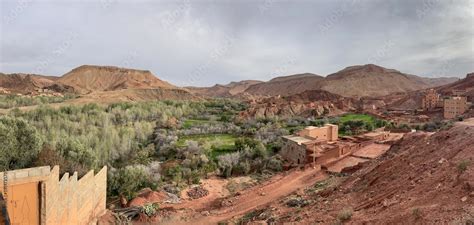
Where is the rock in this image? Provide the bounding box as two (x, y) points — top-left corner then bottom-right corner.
(201, 211), (210, 216)
(164, 192), (181, 204)
(470, 192), (474, 197)
(187, 186), (209, 199)
(461, 196), (468, 202)
(260, 192), (266, 196)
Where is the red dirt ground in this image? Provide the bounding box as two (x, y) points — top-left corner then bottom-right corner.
(271, 119), (474, 224)
(162, 168), (327, 224)
(352, 143), (391, 159)
(327, 156), (369, 173)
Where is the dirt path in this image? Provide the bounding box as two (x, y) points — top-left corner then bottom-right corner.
(174, 178), (230, 210)
(167, 168), (326, 224)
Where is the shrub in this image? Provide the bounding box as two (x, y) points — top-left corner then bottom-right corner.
(108, 165), (158, 200)
(266, 155), (283, 172)
(458, 160), (470, 173)
(337, 208), (353, 222)
(0, 116), (42, 170)
(141, 203), (160, 217)
(412, 208), (421, 220)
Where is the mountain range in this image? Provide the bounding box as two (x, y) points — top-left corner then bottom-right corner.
(188, 64), (459, 98)
(0, 64), (466, 104)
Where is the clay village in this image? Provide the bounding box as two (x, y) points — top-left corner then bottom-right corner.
(280, 124), (399, 173)
(1, 1), (474, 225)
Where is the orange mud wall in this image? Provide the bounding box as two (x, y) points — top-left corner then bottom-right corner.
(0, 166), (106, 225)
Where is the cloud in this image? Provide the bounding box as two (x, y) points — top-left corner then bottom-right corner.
(0, 0), (472, 86)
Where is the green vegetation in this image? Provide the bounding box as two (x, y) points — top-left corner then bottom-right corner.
(339, 113), (375, 123)
(337, 114), (387, 135)
(177, 134), (239, 159)
(0, 116), (42, 170)
(141, 203), (160, 217)
(182, 119), (216, 129)
(0, 94), (77, 109)
(337, 208), (353, 222)
(412, 208), (422, 220)
(302, 113), (387, 136)
(0, 98), (286, 199)
(177, 134), (236, 148)
(2, 99), (392, 201)
(457, 160), (470, 173)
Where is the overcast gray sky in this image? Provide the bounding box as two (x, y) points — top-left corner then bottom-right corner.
(1, 0), (473, 86)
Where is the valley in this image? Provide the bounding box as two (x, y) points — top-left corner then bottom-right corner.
(1, 63), (472, 225)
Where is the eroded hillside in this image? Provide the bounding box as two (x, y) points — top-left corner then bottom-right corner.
(271, 120), (474, 224)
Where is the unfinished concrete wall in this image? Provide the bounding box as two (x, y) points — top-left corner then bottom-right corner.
(42, 166), (107, 225)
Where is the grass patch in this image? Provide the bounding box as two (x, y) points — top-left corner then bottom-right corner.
(412, 208), (422, 220)
(457, 160), (470, 173)
(339, 113), (375, 123)
(182, 119), (217, 129)
(177, 134), (238, 159)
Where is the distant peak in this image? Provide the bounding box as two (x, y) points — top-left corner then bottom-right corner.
(269, 73), (322, 82)
(334, 64), (401, 75)
(71, 65), (151, 73)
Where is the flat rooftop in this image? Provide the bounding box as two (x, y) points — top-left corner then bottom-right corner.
(363, 132), (388, 137)
(283, 135), (313, 145)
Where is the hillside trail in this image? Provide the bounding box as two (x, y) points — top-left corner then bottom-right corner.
(165, 167), (327, 225)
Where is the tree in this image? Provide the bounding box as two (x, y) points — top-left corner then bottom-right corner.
(0, 116), (42, 170)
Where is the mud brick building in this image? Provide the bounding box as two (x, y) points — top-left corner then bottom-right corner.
(281, 124), (390, 168)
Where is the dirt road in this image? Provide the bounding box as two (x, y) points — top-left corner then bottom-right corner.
(167, 168), (326, 224)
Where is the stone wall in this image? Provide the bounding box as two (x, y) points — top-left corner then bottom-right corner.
(42, 166), (107, 225)
(280, 141), (307, 165)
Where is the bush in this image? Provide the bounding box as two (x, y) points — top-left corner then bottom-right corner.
(412, 208), (421, 220)
(457, 160), (470, 173)
(266, 155), (283, 172)
(0, 116), (42, 170)
(141, 203), (160, 217)
(337, 208), (353, 222)
(108, 165), (158, 200)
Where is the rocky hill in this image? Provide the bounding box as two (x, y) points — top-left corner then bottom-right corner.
(187, 80), (262, 98)
(317, 64), (458, 97)
(244, 73), (324, 97)
(275, 120), (474, 224)
(189, 64), (457, 99)
(239, 90), (359, 118)
(438, 72), (474, 99)
(56, 65), (175, 94)
(0, 73), (58, 93)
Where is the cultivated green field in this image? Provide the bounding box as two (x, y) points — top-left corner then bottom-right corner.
(177, 134), (238, 158)
(339, 113), (376, 123)
(182, 119), (219, 129)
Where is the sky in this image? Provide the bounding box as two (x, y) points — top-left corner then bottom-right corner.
(1, 0), (473, 87)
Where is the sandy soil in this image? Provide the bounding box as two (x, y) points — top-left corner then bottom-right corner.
(327, 156), (369, 173)
(352, 143), (391, 159)
(164, 168), (327, 224)
(174, 178), (230, 210)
